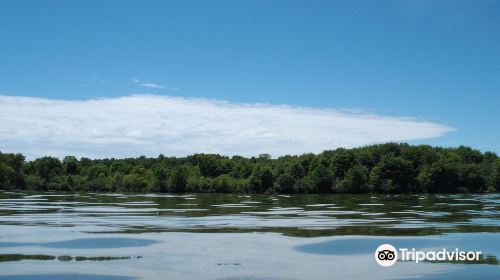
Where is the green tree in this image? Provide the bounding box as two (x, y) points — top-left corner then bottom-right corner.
(274, 173), (296, 193)
(167, 166), (188, 192)
(310, 164), (335, 193)
(370, 155), (414, 193)
(249, 164), (273, 193)
(0, 143), (497, 194)
(123, 173), (148, 192)
(337, 164), (369, 193)
(417, 160), (459, 193)
(0, 162), (15, 189)
(491, 159), (500, 191)
(62, 156), (78, 175)
(329, 148), (356, 179)
(153, 166), (169, 192)
(31, 157), (62, 181)
(459, 164), (485, 192)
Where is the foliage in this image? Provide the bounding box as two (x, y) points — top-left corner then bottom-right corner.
(0, 143), (498, 193)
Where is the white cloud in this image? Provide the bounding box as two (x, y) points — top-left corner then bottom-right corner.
(137, 82), (165, 89)
(0, 94), (454, 159)
(132, 78), (173, 89)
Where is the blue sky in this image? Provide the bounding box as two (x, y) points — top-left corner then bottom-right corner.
(0, 0), (499, 158)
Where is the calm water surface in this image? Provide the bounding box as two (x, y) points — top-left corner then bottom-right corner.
(0, 191), (499, 279)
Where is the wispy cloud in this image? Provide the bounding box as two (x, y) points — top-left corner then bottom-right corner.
(137, 82), (165, 89)
(131, 78), (178, 90)
(0, 94), (454, 159)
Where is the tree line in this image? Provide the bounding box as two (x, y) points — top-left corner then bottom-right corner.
(1, 143), (499, 194)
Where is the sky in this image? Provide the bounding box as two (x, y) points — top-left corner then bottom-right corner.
(0, 0), (499, 159)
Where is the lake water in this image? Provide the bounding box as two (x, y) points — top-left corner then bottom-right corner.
(0, 191), (499, 279)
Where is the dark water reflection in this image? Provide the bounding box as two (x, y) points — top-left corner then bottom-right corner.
(0, 274), (136, 280)
(0, 238), (157, 249)
(0, 191), (499, 279)
(0, 192), (498, 236)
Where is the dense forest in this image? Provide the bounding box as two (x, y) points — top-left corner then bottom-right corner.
(1, 143), (499, 194)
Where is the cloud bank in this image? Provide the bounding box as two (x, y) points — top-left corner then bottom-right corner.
(0, 94), (454, 159)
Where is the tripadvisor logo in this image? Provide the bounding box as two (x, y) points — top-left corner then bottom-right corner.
(375, 243), (482, 267)
(375, 244), (397, 267)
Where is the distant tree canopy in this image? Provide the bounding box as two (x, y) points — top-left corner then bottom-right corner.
(1, 143), (499, 194)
